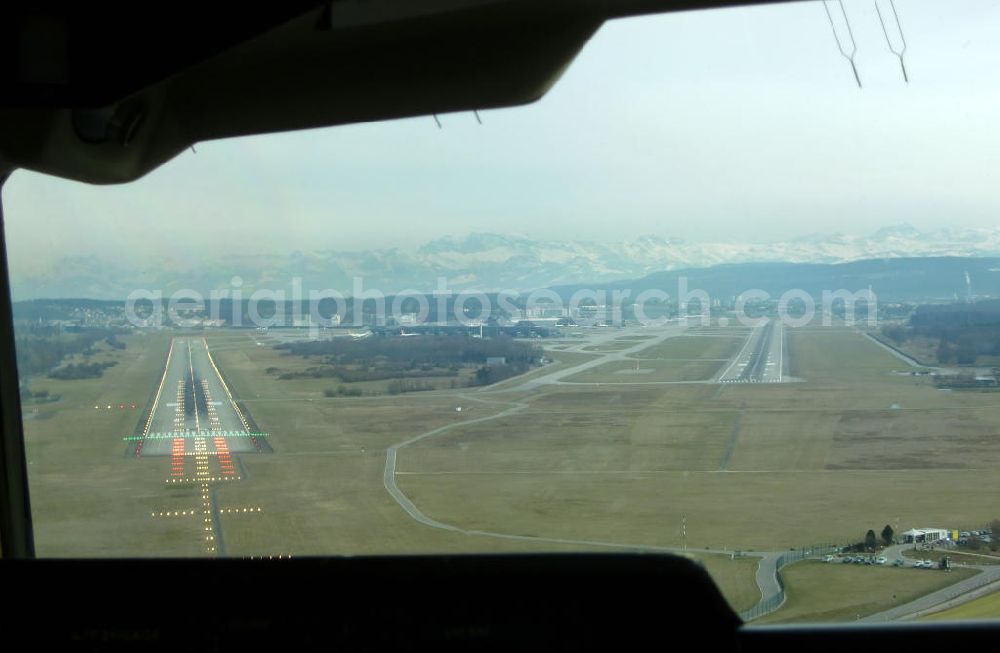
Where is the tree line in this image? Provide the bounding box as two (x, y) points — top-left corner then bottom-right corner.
(275, 334), (541, 367)
(882, 300), (1000, 364)
(14, 328), (127, 379)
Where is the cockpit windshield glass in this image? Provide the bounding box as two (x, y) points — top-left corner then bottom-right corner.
(4, 0), (1000, 623)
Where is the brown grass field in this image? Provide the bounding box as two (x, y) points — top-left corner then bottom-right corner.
(19, 323), (1000, 621)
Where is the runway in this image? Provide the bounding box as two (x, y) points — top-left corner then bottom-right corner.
(128, 338), (270, 461)
(716, 319), (786, 384)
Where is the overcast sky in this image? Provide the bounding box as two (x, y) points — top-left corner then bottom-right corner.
(5, 0), (1000, 277)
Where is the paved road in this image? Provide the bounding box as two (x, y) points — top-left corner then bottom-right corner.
(755, 551), (785, 611)
(383, 397), (528, 533)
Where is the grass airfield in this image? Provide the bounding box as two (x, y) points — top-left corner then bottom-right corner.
(19, 321), (1000, 620)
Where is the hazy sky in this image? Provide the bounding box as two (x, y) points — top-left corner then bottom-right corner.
(5, 0), (1000, 276)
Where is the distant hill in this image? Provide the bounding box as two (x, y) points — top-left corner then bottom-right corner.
(549, 257), (1000, 303)
(15, 258), (1000, 326)
(12, 225), (1000, 300)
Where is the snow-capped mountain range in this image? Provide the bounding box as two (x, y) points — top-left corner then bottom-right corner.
(14, 224), (1000, 300)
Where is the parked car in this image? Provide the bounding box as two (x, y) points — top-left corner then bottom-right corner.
(875, 556), (887, 565)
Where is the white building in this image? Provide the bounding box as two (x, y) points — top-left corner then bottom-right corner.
(901, 528), (950, 544)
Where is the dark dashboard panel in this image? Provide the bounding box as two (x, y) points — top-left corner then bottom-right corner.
(2, 554), (740, 650)
(3, 553), (996, 650)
